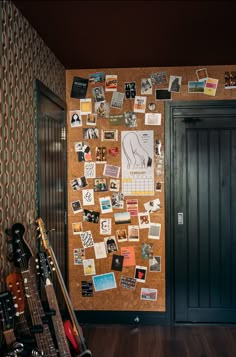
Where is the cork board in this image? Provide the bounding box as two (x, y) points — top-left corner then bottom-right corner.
(66, 65), (236, 312)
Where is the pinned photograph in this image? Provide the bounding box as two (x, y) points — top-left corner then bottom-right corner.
(81, 280), (93, 297)
(86, 113), (97, 125)
(84, 162), (96, 178)
(145, 113), (161, 125)
(83, 259), (96, 275)
(88, 71), (105, 85)
(134, 96), (147, 113)
(134, 265), (147, 283)
(70, 76), (88, 99)
(144, 198), (161, 212)
(116, 229), (127, 242)
(155, 181), (162, 192)
(70, 110), (82, 127)
(150, 71), (167, 85)
(188, 81), (205, 93)
(126, 199), (139, 216)
(148, 222), (161, 240)
(110, 91), (125, 109)
(155, 89), (172, 101)
(204, 78), (218, 96)
(82, 189), (94, 206)
(128, 225), (140, 242)
(149, 256), (161, 272)
(80, 98), (92, 114)
(141, 78), (152, 95)
(83, 127), (99, 139)
(114, 212), (131, 224)
(75, 142), (92, 162)
(225, 71), (236, 89)
(70, 176), (88, 191)
(103, 164), (120, 178)
(95, 101), (110, 118)
(142, 243), (154, 259)
(111, 254), (124, 271)
(95, 147), (107, 163)
(124, 112), (137, 127)
(104, 236), (118, 254)
(72, 222), (83, 235)
(93, 177), (108, 192)
(99, 196), (113, 214)
(71, 200), (82, 214)
(74, 248), (85, 265)
(92, 272), (117, 292)
(101, 129), (118, 141)
(168, 75), (182, 93)
(140, 288), (158, 301)
(94, 242), (107, 259)
(92, 86), (105, 102)
(79, 230), (94, 248)
(105, 74), (118, 91)
(120, 276), (136, 290)
(120, 246), (136, 267)
(138, 212), (150, 228)
(83, 209), (100, 223)
(100, 218), (112, 235)
(196, 68), (208, 82)
(124, 82), (136, 99)
(111, 192), (124, 209)
(109, 179), (120, 192)
(148, 102), (156, 111)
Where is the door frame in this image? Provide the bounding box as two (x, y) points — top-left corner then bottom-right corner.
(165, 99), (236, 325)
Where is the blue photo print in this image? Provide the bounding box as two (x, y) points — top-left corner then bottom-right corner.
(92, 272), (117, 292)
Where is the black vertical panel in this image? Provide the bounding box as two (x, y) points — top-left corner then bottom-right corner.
(231, 130), (236, 306)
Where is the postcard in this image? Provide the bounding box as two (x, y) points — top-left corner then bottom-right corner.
(111, 254), (124, 271)
(83, 209), (100, 223)
(134, 96), (147, 113)
(93, 177), (108, 192)
(112, 192), (124, 209)
(138, 212), (150, 228)
(168, 75), (182, 93)
(114, 212), (131, 224)
(124, 112), (137, 127)
(99, 196), (113, 214)
(104, 236), (118, 254)
(120, 276), (136, 290)
(124, 82), (136, 99)
(71, 200), (82, 214)
(72, 222), (83, 235)
(73, 248), (85, 265)
(126, 199), (139, 216)
(84, 162), (96, 178)
(148, 223), (161, 240)
(150, 71), (167, 85)
(204, 78), (218, 96)
(109, 179), (120, 192)
(101, 129), (118, 141)
(128, 225), (139, 242)
(196, 68), (208, 82)
(155, 89), (172, 101)
(79, 230), (94, 248)
(81, 280), (93, 297)
(70, 76), (88, 99)
(134, 265), (147, 283)
(83, 259), (96, 275)
(83, 127), (99, 140)
(141, 78), (152, 95)
(100, 218), (112, 235)
(80, 98), (92, 114)
(92, 272), (117, 292)
(88, 71), (105, 85)
(144, 198), (161, 212)
(141, 243), (154, 259)
(86, 113), (97, 125)
(116, 229), (127, 242)
(145, 113), (161, 125)
(95, 147), (107, 163)
(149, 256), (161, 272)
(105, 75), (118, 91)
(94, 242), (107, 259)
(140, 288), (158, 301)
(120, 246), (136, 267)
(70, 110), (82, 128)
(95, 101), (110, 118)
(188, 81), (205, 93)
(75, 142), (92, 162)
(103, 164), (120, 178)
(82, 189), (94, 206)
(92, 86), (105, 102)
(110, 92), (125, 109)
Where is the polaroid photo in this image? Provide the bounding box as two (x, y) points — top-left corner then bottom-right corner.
(116, 229), (127, 243)
(93, 177), (108, 192)
(86, 113), (97, 126)
(83, 127), (99, 140)
(126, 199), (139, 216)
(88, 71), (105, 85)
(81, 280), (93, 297)
(111, 192), (124, 209)
(155, 89), (172, 101)
(134, 96), (147, 113)
(80, 98), (92, 114)
(92, 86), (105, 102)
(109, 179), (120, 192)
(114, 212), (131, 224)
(84, 162), (96, 178)
(110, 91), (125, 109)
(79, 230), (94, 248)
(188, 81), (205, 93)
(145, 113), (161, 125)
(100, 218), (112, 235)
(134, 265), (147, 283)
(140, 288), (158, 301)
(148, 223), (161, 240)
(142, 243), (154, 259)
(70, 110), (82, 128)
(70, 176), (88, 191)
(144, 198), (161, 213)
(75, 142), (92, 162)
(124, 112), (137, 128)
(94, 242), (107, 259)
(141, 78), (152, 95)
(108, 147), (119, 158)
(120, 276), (136, 290)
(82, 189), (94, 206)
(83, 259), (96, 276)
(138, 212), (150, 228)
(95, 147), (107, 163)
(101, 129), (118, 141)
(149, 256), (161, 272)
(104, 236), (118, 254)
(71, 200), (83, 214)
(105, 74), (118, 91)
(124, 82), (136, 99)
(74, 248), (85, 265)
(155, 181), (162, 192)
(111, 254), (124, 271)
(168, 75), (182, 93)
(92, 272), (117, 292)
(103, 164), (120, 178)
(95, 101), (110, 118)
(72, 222), (83, 235)
(128, 225), (140, 242)
(99, 196), (113, 214)
(196, 68), (208, 82)
(83, 209), (100, 223)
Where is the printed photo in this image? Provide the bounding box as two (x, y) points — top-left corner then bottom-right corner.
(134, 265), (147, 283)
(93, 178), (108, 192)
(111, 254), (124, 271)
(120, 276), (136, 290)
(72, 222), (83, 235)
(128, 225), (139, 242)
(141, 78), (152, 95)
(168, 75), (182, 93)
(70, 176), (88, 190)
(83, 127), (99, 140)
(83, 209), (100, 223)
(110, 91), (125, 109)
(124, 112), (137, 128)
(104, 236), (118, 254)
(141, 243), (154, 259)
(105, 75), (118, 91)
(95, 147), (107, 162)
(149, 256), (161, 272)
(114, 212), (131, 224)
(71, 200), (82, 214)
(150, 71), (167, 85)
(148, 223), (161, 239)
(138, 212), (150, 228)
(92, 272), (117, 292)
(140, 288), (158, 301)
(112, 192), (124, 209)
(83, 258), (96, 275)
(196, 68), (208, 82)
(88, 71), (105, 85)
(101, 129), (118, 141)
(86, 113), (97, 125)
(92, 86), (105, 102)
(95, 101), (110, 118)
(99, 196), (113, 214)
(75, 142), (92, 162)
(188, 81), (205, 93)
(144, 198), (161, 212)
(124, 82), (136, 99)
(109, 179), (120, 192)
(70, 110), (82, 128)
(116, 229), (127, 242)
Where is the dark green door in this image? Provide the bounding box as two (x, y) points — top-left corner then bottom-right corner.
(167, 101), (236, 323)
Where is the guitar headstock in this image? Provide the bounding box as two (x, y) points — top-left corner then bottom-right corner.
(36, 251), (54, 283)
(11, 223), (32, 270)
(6, 272), (26, 315)
(0, 291), (16, 331)
(35, 218), (51, 251)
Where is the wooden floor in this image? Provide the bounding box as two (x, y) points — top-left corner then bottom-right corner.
(83, 324), (236, 357)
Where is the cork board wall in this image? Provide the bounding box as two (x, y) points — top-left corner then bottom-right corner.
(66, 65), (236, 312)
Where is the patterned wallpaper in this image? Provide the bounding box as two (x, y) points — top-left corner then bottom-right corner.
(0, 1), (65, 290)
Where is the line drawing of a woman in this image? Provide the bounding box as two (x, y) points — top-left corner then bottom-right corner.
(122, 132), (152, 169)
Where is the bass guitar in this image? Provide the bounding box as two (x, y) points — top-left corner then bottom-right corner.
(36, 218), (92, 357)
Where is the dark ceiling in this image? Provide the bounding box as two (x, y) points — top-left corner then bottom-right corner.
(12, 1), (236, 69)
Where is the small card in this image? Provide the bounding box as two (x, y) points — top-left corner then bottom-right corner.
(79, 230), (94, 248)
(149, 256), (161, 272)
(103, 164), (120, 178)
(134, 96), (147, 113)
(99, 196), (113, 214)
(92, 272), (116, 292)
(140, 288), (158, 301)
(120, 246), (136, 267)
(128, 225), (140, 242)
(138, 212), (150, 228)
(81, 281), (93, 297)
(72, 222), (83, 235)
(100, 218), (112, 235)
(71, 200), (82, 214)
(74, 248), (85, 265)
(83, 259), (96, 275)
(134, 265), (147, 283)
(148, 223), (161, 240)
(105, 75), (118, 91)
(120, 276), (136, 290)
(82, 189), (94, 206)
(142, 243), (154, 259)
(70, 76), (88, 99)
(94, 242), (107, 259)
(111, 254), (124, 271)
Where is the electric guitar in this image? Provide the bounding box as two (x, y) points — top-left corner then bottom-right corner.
(36, 251), (72, 356)
(11, 222), (58, 357)
(36, 217), (92, 357)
